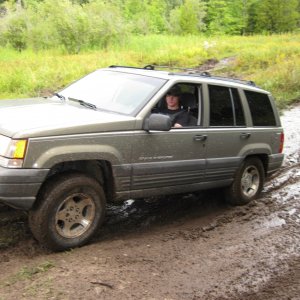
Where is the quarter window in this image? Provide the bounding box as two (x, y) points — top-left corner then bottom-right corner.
(245, 91), (276, 126)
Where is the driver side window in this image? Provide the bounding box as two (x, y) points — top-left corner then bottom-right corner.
(152, 83), (201, 127)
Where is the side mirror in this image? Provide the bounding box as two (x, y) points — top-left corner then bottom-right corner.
(143, 113), (172, 131)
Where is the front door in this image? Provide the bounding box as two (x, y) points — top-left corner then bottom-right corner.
(130, 127), (208, 196)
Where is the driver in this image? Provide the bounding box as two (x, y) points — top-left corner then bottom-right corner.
(159, 86), (189, 128)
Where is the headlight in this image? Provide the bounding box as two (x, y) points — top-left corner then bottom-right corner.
(0, 135), (27, 168)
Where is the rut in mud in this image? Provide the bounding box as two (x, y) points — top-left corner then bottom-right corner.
(0, 104), (299, 300)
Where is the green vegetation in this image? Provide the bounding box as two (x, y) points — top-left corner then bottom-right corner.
(0, 1), (299, 108)
(0, 261), (56, 298)
(0, 34), (299, 108)
(17, 261), (55, 280)
(0, 0), (299, 52)
(1, 261), (55, 287)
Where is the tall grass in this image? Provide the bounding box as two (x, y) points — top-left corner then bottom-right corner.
(0, 34), (299, 108)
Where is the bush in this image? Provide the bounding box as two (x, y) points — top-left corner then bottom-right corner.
(84, 1), (127, 49)
(0, 9), (28, 50)
(0, 0), (128, 53)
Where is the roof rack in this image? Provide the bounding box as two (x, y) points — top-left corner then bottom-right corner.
(108, 65), (257, 87)
(109, 65), (155, 70)
(109, 64), (195, 72)
(158, 65), (257, 87)
(174, 71), (257, 87)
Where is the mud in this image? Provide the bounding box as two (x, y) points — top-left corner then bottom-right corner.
(0, 104), (300, 300)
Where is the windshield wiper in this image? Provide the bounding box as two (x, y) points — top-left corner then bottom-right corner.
(68, 97), (97, 110)
(53, 93), (66, 101)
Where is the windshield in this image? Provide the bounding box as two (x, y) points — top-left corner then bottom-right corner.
(58, 70), (166, 115)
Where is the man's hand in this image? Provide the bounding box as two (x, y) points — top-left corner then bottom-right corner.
(173, 123), (183, 128)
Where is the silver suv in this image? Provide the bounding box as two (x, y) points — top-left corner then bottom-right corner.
(0, 65), (284, 250)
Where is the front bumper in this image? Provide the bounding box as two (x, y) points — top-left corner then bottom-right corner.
(0, 166), (49, 210)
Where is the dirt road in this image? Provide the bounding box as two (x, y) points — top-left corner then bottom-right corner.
(0, 105), (299, 300)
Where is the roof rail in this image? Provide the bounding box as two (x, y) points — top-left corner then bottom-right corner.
(108, 65), (257, 87)
(174, 71), (257, 87)
(154, 65), (200, 72)
(109, 65), (155, 70)
(109, 64), (196, 72)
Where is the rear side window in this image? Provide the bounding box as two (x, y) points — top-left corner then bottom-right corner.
(245, 91), (276, 126)
(209, 85), (245, 126)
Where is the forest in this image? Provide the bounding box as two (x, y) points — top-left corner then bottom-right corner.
(0, 0), (299, 52)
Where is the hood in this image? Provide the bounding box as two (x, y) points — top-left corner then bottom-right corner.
(0, 98), (136, 138)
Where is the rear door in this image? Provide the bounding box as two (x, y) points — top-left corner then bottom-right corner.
(204, 84), (247, 182)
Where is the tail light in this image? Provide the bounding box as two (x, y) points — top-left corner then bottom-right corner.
(279, 132), (284, 153)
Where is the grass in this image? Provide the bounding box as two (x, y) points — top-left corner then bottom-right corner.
(0, 261), (56, 298)
(1, 261), (55, 286)
(0, 33), (300, 108)
(18, 261), (55, 280)
(0, 261), (55, 297)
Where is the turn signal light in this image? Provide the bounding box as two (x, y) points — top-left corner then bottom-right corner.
(13, 140), (27, 158)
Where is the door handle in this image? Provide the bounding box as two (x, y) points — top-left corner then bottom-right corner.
(193, 135), (207, 141)
(240, 133), (251, 139)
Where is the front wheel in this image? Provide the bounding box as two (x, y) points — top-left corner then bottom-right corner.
(29, 172), (106, 251)
(226, 157), (265, 205)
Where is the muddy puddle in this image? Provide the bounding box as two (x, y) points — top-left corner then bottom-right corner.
(96, 190), (228, 241)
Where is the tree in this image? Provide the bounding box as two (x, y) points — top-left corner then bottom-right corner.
(0, 8), (28, 50)
(206, 0), (228, 34)
(84, 0), (127, 48)
(206, 0), (250, 35)
(249, 0), (299, 33)
(169, 0), (206, 34)
(146, 0), (168, 33)
(122, 0), (168, 34)
(164, 0), (183, 12)
(123, 0), (148, 34)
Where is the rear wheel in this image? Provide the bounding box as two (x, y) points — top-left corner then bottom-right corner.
(226, 157), (265, 205)
(29, 172), (106, 251)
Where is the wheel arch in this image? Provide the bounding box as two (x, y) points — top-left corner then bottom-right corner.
(244, 153), (269, 176)
(33, 160), (114, 209)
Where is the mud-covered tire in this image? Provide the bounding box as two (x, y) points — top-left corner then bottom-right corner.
(226, 157), (265, 205)
(29, 172), (106, 251)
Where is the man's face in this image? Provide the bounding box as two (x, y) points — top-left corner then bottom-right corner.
(166, 94), (180, 110)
